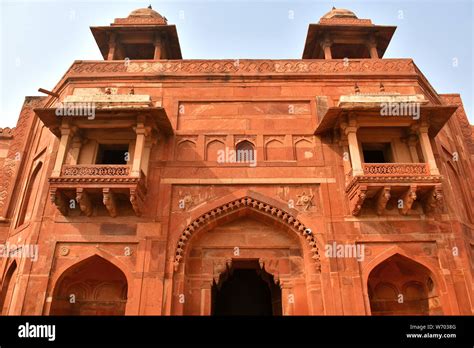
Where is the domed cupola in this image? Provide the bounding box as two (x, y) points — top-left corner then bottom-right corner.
(90, 5), (182, 60)
(302, 7), (396, 59)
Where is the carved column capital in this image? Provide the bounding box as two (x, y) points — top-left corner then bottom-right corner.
(320, 37), (332, 49)
(50, 188), (69, 216)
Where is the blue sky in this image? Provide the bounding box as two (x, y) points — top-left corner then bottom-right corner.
(1, 0), (473, 127)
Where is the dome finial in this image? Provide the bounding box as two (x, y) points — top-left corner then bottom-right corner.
(148, 4), (152, 9)
(322, 8), (358, 20)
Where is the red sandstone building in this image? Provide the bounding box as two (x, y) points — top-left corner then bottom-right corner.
(0, 7), (473, 316)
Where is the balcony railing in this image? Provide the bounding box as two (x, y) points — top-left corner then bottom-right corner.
(50, 164), (146, 217)
(61, 165), (131, 177)
(362, 163), (429, 176)
(345, 162), (442, 216)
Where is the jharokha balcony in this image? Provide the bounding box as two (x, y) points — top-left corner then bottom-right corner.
(314, 93), (456, 216)
(49, 164), (147, 218)
(345, 163), (443, 216)
(35, 91), (173, 218)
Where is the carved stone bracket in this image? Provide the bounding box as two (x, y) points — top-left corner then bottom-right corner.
(399, 185), (417, 215)
(130, 188), (145, 217)
(375, 186), (391, 215)
(213, 259), (232, 285)
(76, 188), (93, 217)
(103, 188), (118, 217)
(50, 188), (69, 216)
(423, 184), (443, 214)
(259, 258), (280, 284)
(348, 184), (367, 216)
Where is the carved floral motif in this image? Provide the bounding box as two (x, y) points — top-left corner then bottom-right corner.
(296, 191), (314, 211)
(69, 59), (416, 75)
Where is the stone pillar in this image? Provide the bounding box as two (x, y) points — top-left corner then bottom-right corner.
(51, 123), (75, 177)
(342, 122), (363, 176)
(418, 126), (440, 175)
(199, 281), (212, 315)
(107, 33), (116, 60)
(340, 140), (352, 183)
(281, 282), (295, 315)
(153, 35), (162, 60)
(367, 36), (379, 59)
(320, 38), (332, 59)
(69, 135), (83, 165)
(407, 134), (420, 163)
(131, 120), (148, 177)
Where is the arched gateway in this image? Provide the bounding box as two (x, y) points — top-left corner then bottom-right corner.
(171, 195), (322, 315)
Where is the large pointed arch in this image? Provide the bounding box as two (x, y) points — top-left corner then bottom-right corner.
(172, 195), (320, 272)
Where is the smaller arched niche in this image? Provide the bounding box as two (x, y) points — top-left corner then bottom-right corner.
(295, 139), (314, 162)
(367, 254), (442, 315)
(16, 161), (43, 227)
(236, 140), (256, 163)
(50, 255), (128, 315)
(176, 140), (198, 161)
(0, 261), (18, 314)
(206, 140), (225, 162)
(265, 139), (286, 161)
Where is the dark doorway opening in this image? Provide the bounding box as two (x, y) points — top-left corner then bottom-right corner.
(363, 149), (386, 163)
(212, 260), (282, 316)
(362, 143), (393, 163)
(96, 144), (129, 165)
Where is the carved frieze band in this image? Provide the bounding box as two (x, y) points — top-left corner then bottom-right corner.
(70, 59), (416, 75)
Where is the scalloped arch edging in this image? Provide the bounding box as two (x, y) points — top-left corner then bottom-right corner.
(173, 196), (320, 272)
